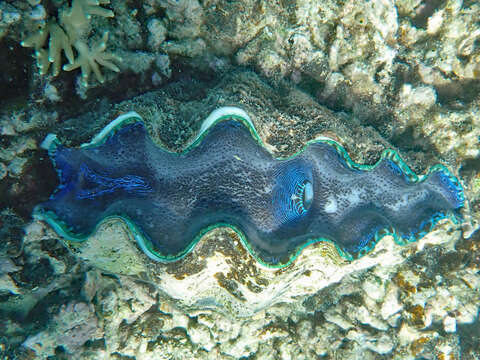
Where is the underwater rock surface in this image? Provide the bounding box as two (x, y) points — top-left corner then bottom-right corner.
(36, 107), (464, 267)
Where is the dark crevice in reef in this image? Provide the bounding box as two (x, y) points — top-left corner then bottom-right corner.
(294, 66), (402, 141)
(84, 338), (107, 352)
(389, 125), (436, 154)
(462, 0), (478, 9)
(411, 0), (446, 29)
(110, 352), (136, 360)
(0, 153), (58, 221)
(39, 70), (153, 121)
(22, 288), (77, 326)
(454, 233), (480, 271)
(12, 257), (55, 289)
(458, 312), (480, 358)
(0, 211), (25, 257)
(0, 39), (31, 107)
(297, 74), (408, 152)
(434, 79), (480, 107)
(0, 273), (85, 357)
(52, 345), (70, 360)
(459, 157), (480, 178)
(47, 61), (222, 124)
(392, 57), (422, 94)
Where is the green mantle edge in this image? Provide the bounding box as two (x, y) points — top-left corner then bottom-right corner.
(33, 107), (465, 269)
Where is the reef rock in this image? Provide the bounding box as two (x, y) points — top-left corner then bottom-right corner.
(0, 71), (479, 359)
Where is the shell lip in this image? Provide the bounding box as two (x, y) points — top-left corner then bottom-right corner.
(36, 107), (467, 268)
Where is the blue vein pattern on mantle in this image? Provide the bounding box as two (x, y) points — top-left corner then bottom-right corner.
(34, 107), (465, 267)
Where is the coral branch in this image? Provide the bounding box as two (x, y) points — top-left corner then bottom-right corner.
(21, 0), (118, 83)
(21, 22), (74, 76)
(63, 32), (121, 85)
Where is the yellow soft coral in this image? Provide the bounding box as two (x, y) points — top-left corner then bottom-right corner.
(21, 21), (74, 76)
(21, 0), (120, 84)
(61, 0), (114, 40)
(64, 32), (121, 85)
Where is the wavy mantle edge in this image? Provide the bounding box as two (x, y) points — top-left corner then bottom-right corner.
(33, 106), (466, 268)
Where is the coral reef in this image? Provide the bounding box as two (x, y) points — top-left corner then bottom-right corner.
(2, 207), (479, 359)
(1, 0), (479, 357)
(23, 302), (103, 355)
(3, 0), (478, 157)
(21, 0), (119, 84)
(1, 71), (479, 359)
